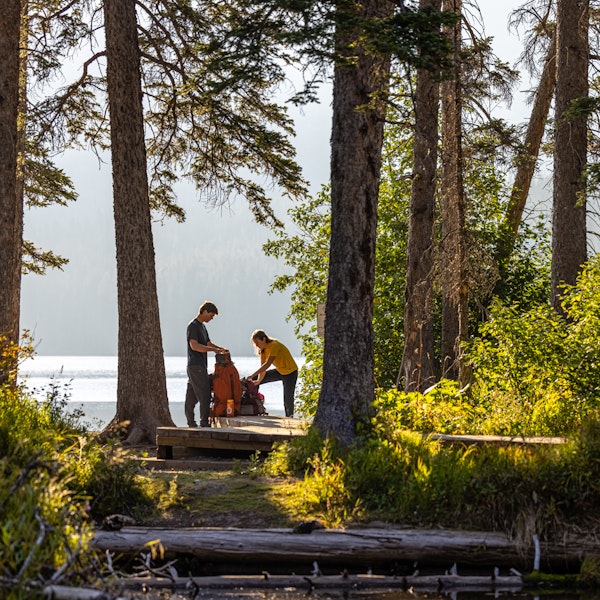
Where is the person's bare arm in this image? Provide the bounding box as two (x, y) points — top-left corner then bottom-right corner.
(249, 356), (275, 382)
(189, 339), (227, 354)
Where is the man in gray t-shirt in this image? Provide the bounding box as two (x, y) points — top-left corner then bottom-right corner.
(184, 301), (228, 427)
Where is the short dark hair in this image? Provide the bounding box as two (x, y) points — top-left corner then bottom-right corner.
(199, 301), (218, 315)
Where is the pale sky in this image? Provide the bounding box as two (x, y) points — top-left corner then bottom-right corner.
(20, 1), (527, 358)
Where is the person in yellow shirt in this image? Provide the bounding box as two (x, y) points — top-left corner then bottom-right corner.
(248, 329), (298, 417)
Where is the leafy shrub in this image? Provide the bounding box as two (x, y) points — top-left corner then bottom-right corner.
(374, 379), (484, 435)
(64, 437), (152, 520)
(0, 341), (152, 595)
(466, 254), (600, 436)
(0, 380), (95, 594)
(267, 407), (600, 537)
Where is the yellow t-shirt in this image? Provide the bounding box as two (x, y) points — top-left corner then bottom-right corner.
(262, 340), (298, 375)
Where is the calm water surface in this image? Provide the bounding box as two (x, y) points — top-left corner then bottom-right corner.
(19, 355), (303, 428)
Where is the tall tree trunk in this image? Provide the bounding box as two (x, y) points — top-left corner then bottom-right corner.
(104, 0), (174, 444)
(314, 0), (393, 446)
(0, 0), (22, 381)
(495, 29), (557, 287)
(551, 0), (588, 310)
(439, 0), (468, 383)
(14, 0), (28, 343)
(398, 0), (441, 393)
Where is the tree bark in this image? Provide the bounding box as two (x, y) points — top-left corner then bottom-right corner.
(551, 0), (588, 310)
(495, 29), (557, 287)
(314, 0), (393, 446)
(439, 0), (468, 383)
(103, 0), (175, 444)
(399, 0), (441, 393)
(0, 0), (22, 379)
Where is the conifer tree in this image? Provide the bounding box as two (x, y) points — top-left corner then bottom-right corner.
(0, 0), (22, 377)
(313, 0), (394, 445)
(103, 0), (175, 442)
(399, 0), (441, 393)
(552, 0), (589, 309)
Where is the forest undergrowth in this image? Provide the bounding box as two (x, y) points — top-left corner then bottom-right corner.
(3, 256), (600, 596)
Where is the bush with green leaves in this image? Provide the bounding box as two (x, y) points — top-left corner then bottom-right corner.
(466, 253), (600, 436)
(266, 407), (600, 539)
(0, 372), (94, 594)
(374, 378), (484, 435)
(373, 255), (600, 438)
(0, 341), (152, 596)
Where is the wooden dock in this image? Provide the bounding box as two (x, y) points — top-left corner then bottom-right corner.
(155, 417), (569, 461)
(156, 415), (309, 459)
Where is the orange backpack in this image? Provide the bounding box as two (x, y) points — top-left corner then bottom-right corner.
(210, 352), (243, 418)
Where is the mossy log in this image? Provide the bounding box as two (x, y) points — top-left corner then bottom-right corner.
(92, 527), (596, 571)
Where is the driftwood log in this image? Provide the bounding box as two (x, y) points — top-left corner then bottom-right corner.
(43, 574), (524, 599)
(92, 527), (599, 572)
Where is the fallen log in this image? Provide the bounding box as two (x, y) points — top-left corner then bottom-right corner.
(123, 573), (524, 591)
(43, 574), (524, 598)
(92, 527), (597, 571)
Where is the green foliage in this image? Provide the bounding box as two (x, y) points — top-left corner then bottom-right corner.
(300, 439), (360, 526)
(264, 402), (600, 537)
(0, 342), (151, 593)
(463, 130), (552, 314)
(372, 116), (411, 387)
(499, 217), (551, 309)
(263, 426), (327, 477)
(65, 438), (152, 520)
(264, 189), (330, 416)
(466, 254), (600, 436)
(380, 255), (599, 438)
(0, 353), (94, 593)
(264, 252), (600, 533)
(375, 380), (483, 435)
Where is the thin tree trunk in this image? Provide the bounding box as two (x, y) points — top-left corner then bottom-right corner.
(314, 0), (393, 446)
(399, 0), (441, 393)
(104, 0), (174, 444)
(14, 0), (28, 345)
(495, 29), (557, 286)
(551, 0), (588, 310)
(0, 0), (22, 381)
(439, 0), (468, 383)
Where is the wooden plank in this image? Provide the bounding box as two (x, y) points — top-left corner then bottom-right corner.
(431, 434), (568, 446)
(155, 435), (272, 452)
(156, 421), (568, 461)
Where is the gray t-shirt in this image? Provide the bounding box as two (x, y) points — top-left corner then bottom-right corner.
(187, 318), (210, 368)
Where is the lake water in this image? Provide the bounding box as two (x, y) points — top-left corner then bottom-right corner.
(19, 355), (301, 429)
